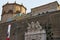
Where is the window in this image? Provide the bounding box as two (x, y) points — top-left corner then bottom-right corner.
(32, 39), (35, 40)
(42, 12), (44, 14)
(16, 11), (20, 13)
(38, 13), (40, 15)
(8, 10), (13, 13)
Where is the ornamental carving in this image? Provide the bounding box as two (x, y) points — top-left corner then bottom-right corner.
(27, 21), (42, 32)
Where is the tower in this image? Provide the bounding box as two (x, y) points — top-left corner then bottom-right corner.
(1, 2), (27, 23)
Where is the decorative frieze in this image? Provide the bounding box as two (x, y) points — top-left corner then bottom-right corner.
(25, 21), (46, 40)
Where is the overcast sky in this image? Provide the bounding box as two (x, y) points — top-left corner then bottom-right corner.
(0, 0), (60, 20)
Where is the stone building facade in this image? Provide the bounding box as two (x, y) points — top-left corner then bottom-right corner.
(0, 1), (60, 40)
(31, 1), (60, 16)
(0, 10), (60, 40)
(1, 2), (26, 23)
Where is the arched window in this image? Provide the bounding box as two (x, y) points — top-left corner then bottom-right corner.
(8, 10), (13, 13)
(38, 13), (40, 15)
(16, 11), (20, 14)
(32, 39), (35, 40)
(42, 12), (44, 14)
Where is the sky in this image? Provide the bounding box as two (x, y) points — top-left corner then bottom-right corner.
(0, 0), (60, 20)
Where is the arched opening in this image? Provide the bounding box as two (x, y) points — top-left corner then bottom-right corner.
(8, 10), (13, 13)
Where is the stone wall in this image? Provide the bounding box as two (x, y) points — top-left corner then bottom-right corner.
(1, 3), (26, 23)
(31, 1), (59, 16)
(0, 10), (60, 40)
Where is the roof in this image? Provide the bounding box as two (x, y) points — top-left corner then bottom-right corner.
(3, 2), (27, 10)
(31, 1), (59, 10)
